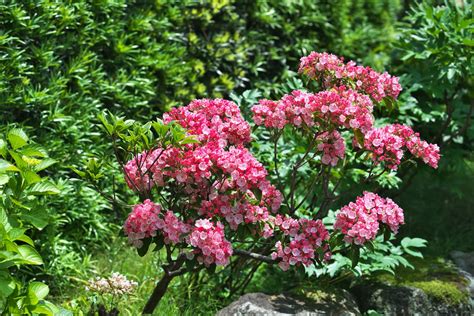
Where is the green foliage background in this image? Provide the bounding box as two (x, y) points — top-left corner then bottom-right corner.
(0, 0), (471, 314)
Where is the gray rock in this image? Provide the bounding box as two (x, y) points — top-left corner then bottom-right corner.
(451, 251), (474, 275)
(352, 283), (430, 316)
(352, 282), (472, 316)
(217, 291), (360, 316)
(451, 250), (474, 306)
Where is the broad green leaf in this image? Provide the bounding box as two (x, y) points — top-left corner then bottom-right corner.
(0, 274), (16, 297)
(46, 303), (73, 316)
(7, 227), (26, 240)
(7, 128), (28, 150)
(20, 209), (49, 230)
(0, 257), (20, 269)
(28, 282), (49, 305)
(21, 170), (41, 185)
(180, 136), (200, 145)
(31, 304), (54, 316)
(16, 234), (34, 246)
(9, 151), (28, 169)
(17, 245), (43, 265)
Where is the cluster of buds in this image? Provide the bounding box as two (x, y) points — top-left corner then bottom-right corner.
(86, 272), (138, 296)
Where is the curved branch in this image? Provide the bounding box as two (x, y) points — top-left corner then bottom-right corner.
(233, 249), (278, 264)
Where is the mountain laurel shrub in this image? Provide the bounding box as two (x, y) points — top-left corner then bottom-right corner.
(89, 51), (440, 313)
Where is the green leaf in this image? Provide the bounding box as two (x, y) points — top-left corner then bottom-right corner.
(383, 96), (396, 112)
(16, 234), (34, 246)
(20, 209), (49, 230)
(70, 166), (86, 178)
(34, 159), (57, 172)
(0, 159), (20, 172)
(0, 174), (9, 185)
(8, 128), (28, 150)
(29, 181), (60, 195)
(10, 198), (31, 211)
(31, 304), (54, 316)
(19, 145), (47, 158)
(354, 129), (364, 147)
(447, 68), (456, 80)
(401, 237), (427, 248)
(0, 274), (16, 298)
(401, 237), (427, 258)
(98, 112), (114, 135)
(17, 245), (43, 265)
(28, 282), (49, 305)
(137, 238), (152, 257)
(21, 170), (41, 185)
(383, 227), (392, 242)
(0, 139), (7, 158)
(351, 245), (360, 268)
(180, 136), (200, 145)
(463, 38), (474, 47)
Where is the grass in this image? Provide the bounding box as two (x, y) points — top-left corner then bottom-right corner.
(51, 238), (222, 315)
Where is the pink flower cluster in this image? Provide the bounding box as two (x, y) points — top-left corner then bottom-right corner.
(188, 219), (233, 266)
(123, 199), (189, 247)
(161, 211), (191, 244)
(252, 88), (374, 133)
(123, 199), (162, 247)
(123, 147), (179, 191)
(364, 124), (440, 169)
(299, 52), (402, 101)
(334, 192), (404, 245)
(317, 131), (346, 166)
(123, 99), (284, 265)
(271, 216), (330, 271)
(164, 98), (251, 147)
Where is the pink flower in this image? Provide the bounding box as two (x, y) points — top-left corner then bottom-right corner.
(299, 52), (402, 101)
(164, 99), (251, 147)
(334, 192), (405, 245)
(251, 88), (374, 133)
(317, 131), (346, 166)
(272, 216), (330, 269)
(123, 200), (189, 247)
(188, 219), (233, 266)
(364, 124), (440, 169)
(123, 200), (162, 247)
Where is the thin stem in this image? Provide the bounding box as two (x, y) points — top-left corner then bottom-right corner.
(273, 131), (289, 204)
